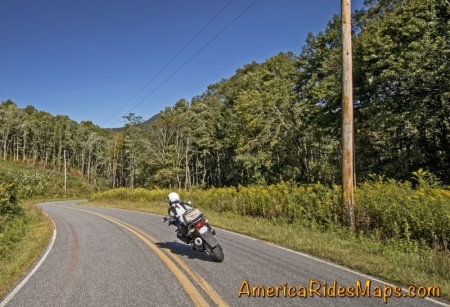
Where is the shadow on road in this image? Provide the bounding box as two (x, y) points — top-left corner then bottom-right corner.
(155, 241), (216, 262)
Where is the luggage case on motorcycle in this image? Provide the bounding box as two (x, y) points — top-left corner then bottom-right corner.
(183, 208), (203, 225)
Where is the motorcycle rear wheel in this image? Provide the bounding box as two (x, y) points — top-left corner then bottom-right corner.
(205, 243), (224, 262)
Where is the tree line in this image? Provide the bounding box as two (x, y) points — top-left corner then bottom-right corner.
(1, 0), (449, 190)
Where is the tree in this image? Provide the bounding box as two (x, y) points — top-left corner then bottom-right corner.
(294, 17), (344, 184)
(354, 0), (450, 182)
(0, 101), (20, 161)
(231, 53), (301, 184)
(144, 101), (193, 189)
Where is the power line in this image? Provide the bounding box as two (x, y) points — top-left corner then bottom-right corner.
(102, 0), (235, 127)
(111, 0), (260, 127)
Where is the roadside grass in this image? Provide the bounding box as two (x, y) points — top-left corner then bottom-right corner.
(0, 200), (53, 299)
(86, 199), (450, 300)
(0, 160), (97, 301)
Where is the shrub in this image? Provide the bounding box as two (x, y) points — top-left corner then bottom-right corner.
(0, 177), (21, 216)
(355, 175), (450, 246)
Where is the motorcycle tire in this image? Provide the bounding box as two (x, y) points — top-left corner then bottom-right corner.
(205, 243), (224, 262)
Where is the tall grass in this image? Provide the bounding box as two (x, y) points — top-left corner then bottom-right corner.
(92, 179), (450, 247)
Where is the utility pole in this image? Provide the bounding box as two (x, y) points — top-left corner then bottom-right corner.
(64, 150), (67, 196)
(342, 0), (355, 231)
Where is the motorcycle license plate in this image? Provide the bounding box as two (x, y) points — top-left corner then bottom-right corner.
(199, 225), (208, 234)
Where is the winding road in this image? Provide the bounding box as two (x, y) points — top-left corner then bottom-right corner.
(1, 201), (448, 307)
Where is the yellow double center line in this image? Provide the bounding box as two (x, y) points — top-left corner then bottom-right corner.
(61, 206), (228, 307)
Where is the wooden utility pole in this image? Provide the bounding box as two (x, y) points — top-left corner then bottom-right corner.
(64, 150), (67, 195)
(342, 0), (355, 231)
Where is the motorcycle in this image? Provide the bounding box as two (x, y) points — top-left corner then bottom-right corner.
(162, 205), (224, 262)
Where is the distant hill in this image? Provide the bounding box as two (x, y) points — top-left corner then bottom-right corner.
(142, 112), (161, 128)
(106, 112), (161, 132)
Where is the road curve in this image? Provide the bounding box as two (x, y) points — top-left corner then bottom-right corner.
(1, 201), (449, 307)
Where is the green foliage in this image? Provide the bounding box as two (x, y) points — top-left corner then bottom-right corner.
(355, 175), (450, 246)
(0, 173), (24, 264)
(355, 0), (450, 182)
(0, 160), (95, 200)
(0, 212), (27, 260)
(93, 172), (450, 249)
(2, 170), (47, 198)
(0, 177), (21, 216)
(92, 187), (169, 203)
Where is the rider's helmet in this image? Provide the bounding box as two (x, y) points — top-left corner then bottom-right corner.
(168, 192), (180, 206)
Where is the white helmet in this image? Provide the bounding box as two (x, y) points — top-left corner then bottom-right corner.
(168, 192), (180, 205)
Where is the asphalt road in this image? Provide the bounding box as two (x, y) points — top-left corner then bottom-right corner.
(1, 200), (449, 307)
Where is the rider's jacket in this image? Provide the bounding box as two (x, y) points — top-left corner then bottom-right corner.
(168, 202), (192, 225)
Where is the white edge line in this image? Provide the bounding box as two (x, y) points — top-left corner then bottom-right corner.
(0, 212), (57, 307)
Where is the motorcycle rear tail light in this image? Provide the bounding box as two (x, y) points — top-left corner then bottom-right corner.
(195, 220), (205, 229)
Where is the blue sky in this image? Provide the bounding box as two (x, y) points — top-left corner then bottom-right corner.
(1, 0), (365, 128)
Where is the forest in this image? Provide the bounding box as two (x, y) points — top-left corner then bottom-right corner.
(1, 0), (449, 191)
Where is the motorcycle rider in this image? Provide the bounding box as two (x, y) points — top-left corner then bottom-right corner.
(165, 192), (223, 260)
(167, 192), (193, 244)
